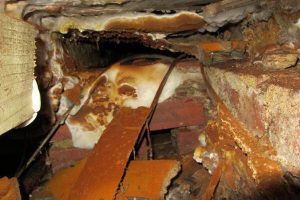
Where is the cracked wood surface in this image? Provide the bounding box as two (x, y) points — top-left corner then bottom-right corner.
(115, 160), (180, 199)
(68, 107), (150, 200)
(41, 159), (180, 200)
(68, 58), (177, 199)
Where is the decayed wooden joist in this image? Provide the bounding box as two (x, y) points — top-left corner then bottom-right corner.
(42, 159), (179, 200)
(67, 107), (151, 200)
(68, 56), (180, 200)
(116, 160), (180, 199)
(0, 14), (37, 135)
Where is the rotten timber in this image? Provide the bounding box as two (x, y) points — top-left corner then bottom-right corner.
(38, 159), (179, 200)
(68, 56), (181, 199)
(68, 107), (150, 200)
(193, 62), (284, 193)
(116, 160), (180, 199)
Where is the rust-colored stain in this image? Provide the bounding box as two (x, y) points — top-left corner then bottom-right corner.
(198, 64), (283, 187)
(68, 107), (150, 200)
(116, 160), (180, 199)
(105, 12), (205, 33)
(195, 108), (283, 190)
(217, 102), (275, 156)
(208, 100), (283, 186)
(0, 177), (21, 200)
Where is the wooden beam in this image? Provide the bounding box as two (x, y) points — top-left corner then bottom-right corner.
(42, 159), (180, 200)
(116, 160), (180, 199)
(68, 107), (151, 200)
(67, 55), (181, 200)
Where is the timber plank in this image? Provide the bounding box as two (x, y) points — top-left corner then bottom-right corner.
(68, 107), (150, 200)
(116, 160), (180, 199)
(41, 159), (180, 200)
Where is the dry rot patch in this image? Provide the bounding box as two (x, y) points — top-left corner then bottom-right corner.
(64, 60), (170, 149)
(194, 101), (284, 195)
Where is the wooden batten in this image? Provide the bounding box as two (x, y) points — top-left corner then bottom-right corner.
(0, 14), (37, 135)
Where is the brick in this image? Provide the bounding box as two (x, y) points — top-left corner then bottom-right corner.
(204, 60), (300, 175)
(175, 128), (202, 155)
(49, 147), (91, 172)
(51, 124), (72, 142)
(136, 137), (148, 160)
(150, 98), (205, 131)
(50, 124), (87, 172)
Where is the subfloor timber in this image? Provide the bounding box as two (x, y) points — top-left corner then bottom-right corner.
(68, 107), (150, 200)
(38, 159), (180, 200)
(67, 55), (181, 200)
(115, 160), (180, 199)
